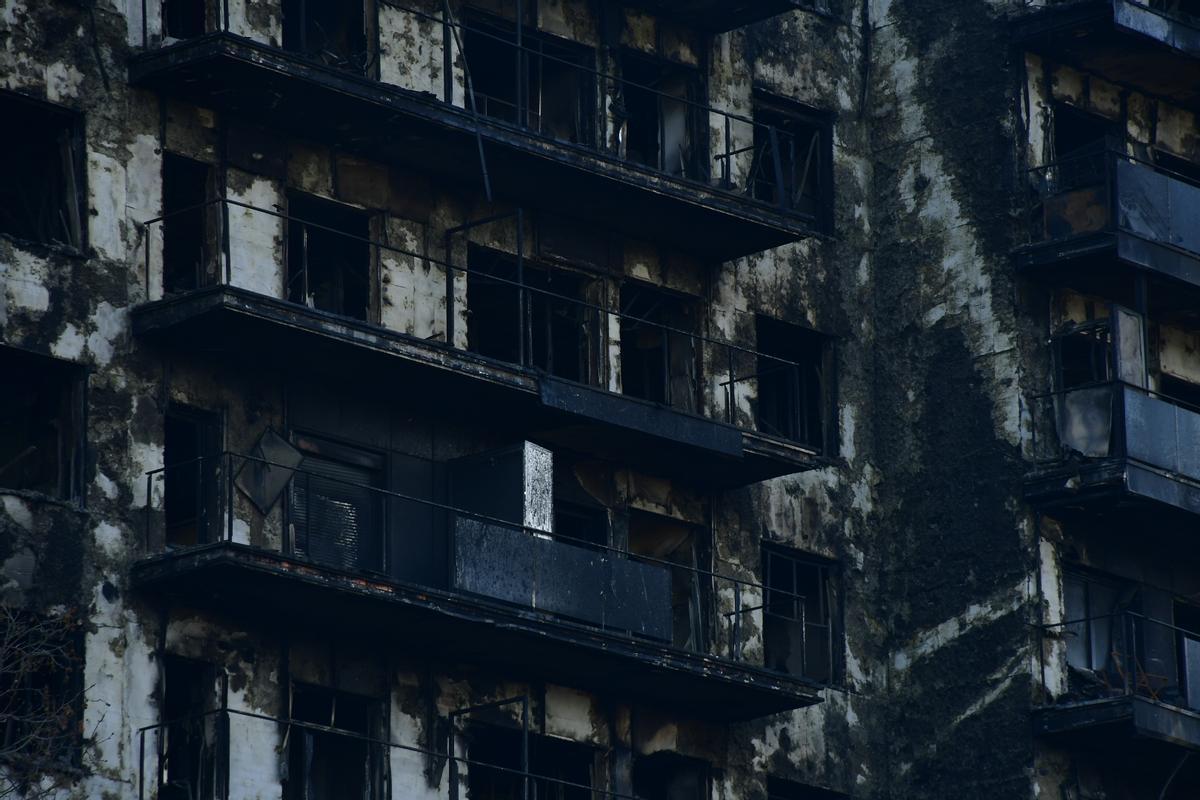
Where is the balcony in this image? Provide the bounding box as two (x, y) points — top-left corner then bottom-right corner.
(1014, 151), (1200, 300)
(1037, 611), (1200, 752)
(128, 3), (830, 261)
(1013, 0), (1200, 108)
(131, 450), (825, 721)
(132, 200), (830, 487)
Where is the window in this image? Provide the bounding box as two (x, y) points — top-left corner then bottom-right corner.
(163, 0), (207, 39)
(160, 657), (222, 800)
(466, 724), (596, 800)
(286, 191), (372, 321)
(751, 94), (831, 224)
(631, 752), (709, 800)
(0, 92), (83, 249)
(285, 683), (384, 800)
(162, 153), (219, 294)
(462, 14), (597, 145)
(762, 545), (835, 683)
(0, 347), (83, 500)
(1062, 571), (1124, 673)
(619, 282), (700, 413)
(767, 777), (846, 800)
(619, 53), (706, 179)
(289, 433), (385, 574)
(1052, 103), (1117, 162)
(282, 0), (371, 74)
(629, 511), (705, 652)
(1053, 320), (1112, 391)
(466, 246), (600, 383)
(163, 406), (222, 548)
(755, 316), (831, 451)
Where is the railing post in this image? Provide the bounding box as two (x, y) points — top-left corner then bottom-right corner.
(226, 453), (234, 543)
(448, 726), (459, 800)
(442, 0), (453, 104)
(221, 199), (232, 285)
(726, 346), (734, 424)
(145, 473), (153, 552)
(768, 125), (786, 210)
(138, 728), (145, 800)
(731, 587), (741, 661)
(723, 116), (731, 189)
(516, 208), (526, 366)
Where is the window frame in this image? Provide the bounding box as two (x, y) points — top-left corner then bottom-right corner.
(760, 543), (841, 685)
(750, 91), (834, 231)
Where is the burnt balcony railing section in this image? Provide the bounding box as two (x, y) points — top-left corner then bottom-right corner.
(1024, 148), (1200, 260)
(141, 450), (813, 669)
(137, 0), (824, 224)
(140, 199), (827, 453)
(1038, 611), (1200, 713)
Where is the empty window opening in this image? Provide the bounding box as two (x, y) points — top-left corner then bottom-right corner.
(619, 54), (705, 179)
(282, 0), (370, 73)
(462, 14), (596, 144)
(762, 545), (835, 684)
(751, 95), (830, 221)
(160, 657), (222, 800)
(290, 434), (385, 574)
(629, 512), (705, 652)
(1052, 103), (1117, 162)
(163, 407), (222, 548)
(286, 191), (372, 321)
(467, 247), (599, 382)
(0, 347), (82, 500)
(162, 153), (219, 294)
(286, 683), (383, 800)
(554, 503), (608, 550)
(631, 751), (709, 800)
(0, 92), (83, 249)
(1062, 571), (1125, 675)
(767, 777), (847, 800)
(163, 0), (207, 39)
(1053, 321), (1113, 390)
(466, 724), (595, 800)
(619, 283), (699, 413)
(755, 316), (829, 451)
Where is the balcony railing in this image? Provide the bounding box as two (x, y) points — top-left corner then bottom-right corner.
(141, 450), (834, 680)
(139, 198), (830, 455)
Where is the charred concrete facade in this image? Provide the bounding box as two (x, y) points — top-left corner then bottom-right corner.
(3, 0), (1200, 798)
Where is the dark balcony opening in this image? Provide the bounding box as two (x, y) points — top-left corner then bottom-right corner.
(751, 94), (832, 224)
(762, 545), (835, 684)
(1154, 148), (1200, 185)
(1054, 320), (1113, 390)
(162, 153), (219, 294)
(619, 283), (699, 413)
(1157, 372), (1200, 410)
(462, 14), (596, 145)
(0, 346), (83, 501)
(554, 503), (608, 550)
(1053, 103), (1118, 162)
(619, 53), (705, 180)
(160, 656), (222, 800)
(0, 92), (83, 249)
(629, 511), (705, 652)
(755, 316), (830, 451)
(163, 406), (221, 548)
(768, 777), (848, 800)
(285, 683), (384, 800)
(466, 724), (595, 800)
(286, 191), (371, 321)
(163, 0), (207, 39)
(466, 247), (599, 382)
(281, 0), (370, 74)
(631, 751), (709, 800)
(289, 433), (385, 574)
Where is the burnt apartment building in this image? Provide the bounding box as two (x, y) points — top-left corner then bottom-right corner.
(3, 0), (1200, 798)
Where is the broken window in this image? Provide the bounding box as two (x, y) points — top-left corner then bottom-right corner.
(159, 656), (222, 800)
(1052, 103), (1117, 162)
(162, 0), (207, 39)
(462, 13), (597, 145)
(766, 777), (847, 800)
(1062, 571), (1128, 685)
(466, 724), (596, 800)
(751, 94), (831, 223)
(1053, 320), (1113, 390)
(0, 346), (83, 500)
(619, 53), (706, 179)
(285, 683), (384, 800)
(631, 751), (709, 800)
(619, 282), (700, 413)
(162, 153), (220, 294)
(164, 406), (222, 548)
(0, 92), (83, 249)
(282, 0), (372, 74)
(755, 316), (830, 451)
(629, 511), (706, 652)
(467, 246), (600, 383)
(286, 191), (372, 321)
(289, 433), (385, 574)
(762, 545), (835, 684)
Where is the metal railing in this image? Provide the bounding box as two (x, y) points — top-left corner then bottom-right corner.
(1038, 611), (1200, 712)
(137, 0), (828, 223)
(142, 450), (834, 681)
(140, 198), (828, 453)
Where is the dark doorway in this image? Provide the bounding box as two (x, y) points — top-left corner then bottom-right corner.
(160, 657), (222, 800)
(286, 191), (372, 321)
(0, 346), (83, 500)
(619, 282), (699, 413)
(163, 0), (207, 39)
(755, 315), (829, 450)
(164, 406), (222, 548)
(466, 724), (595, 800)
(620, 53), (705, 179)
(162, 153), (218, 294)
